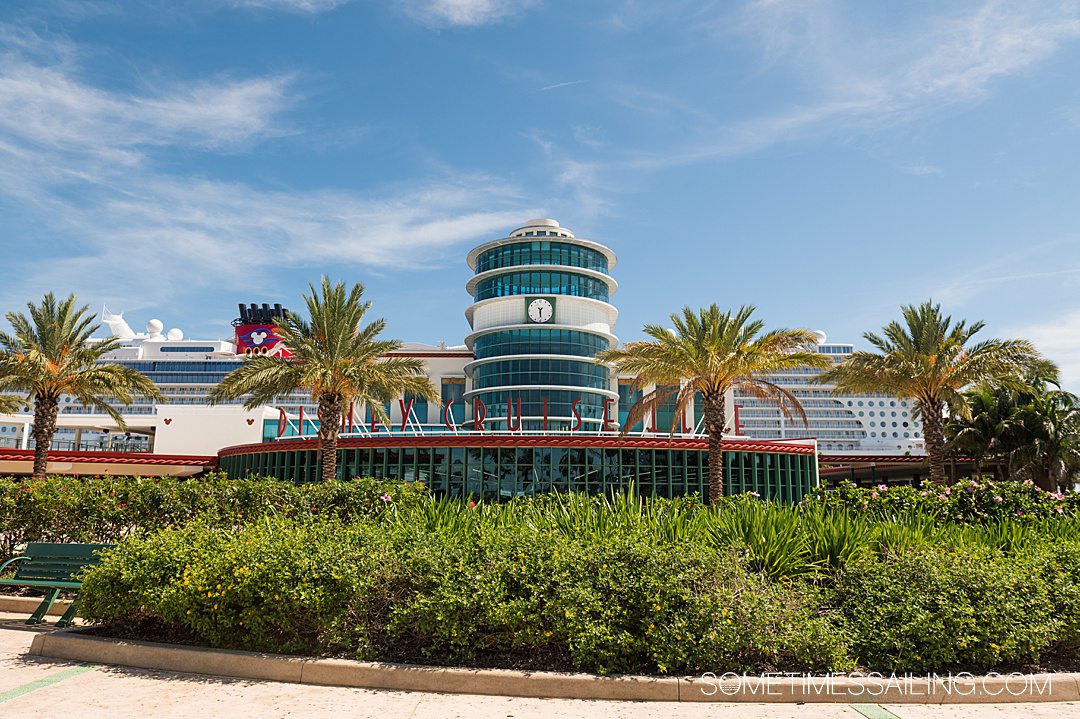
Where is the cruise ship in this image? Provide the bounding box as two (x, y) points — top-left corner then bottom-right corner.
(0, 218), (925, 476)
(734, 332), (925, 455)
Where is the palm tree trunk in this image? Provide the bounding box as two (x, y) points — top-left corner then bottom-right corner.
(920, 400), (947, 485)
(702, 394), (726, 505)
(31, 396), (59, 480)
(317, 396), (343, 482)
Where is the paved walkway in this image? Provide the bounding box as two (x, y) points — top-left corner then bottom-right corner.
(2, 612), (1079, 718)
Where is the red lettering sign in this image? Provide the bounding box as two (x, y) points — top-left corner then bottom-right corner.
(506, 397), (522, 431)
(602, 397), (615, 432)
(473, 398), (487, 431)
(570, 398), (582, 432)
(399, 398), (415, 432)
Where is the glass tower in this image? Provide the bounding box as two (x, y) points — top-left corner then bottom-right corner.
(464, 219), (619, 430)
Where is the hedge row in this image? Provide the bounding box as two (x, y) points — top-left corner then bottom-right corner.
(76, 492), (1080, 675)
(0, 473), (424, 559)
(803, 477), (1076, 522)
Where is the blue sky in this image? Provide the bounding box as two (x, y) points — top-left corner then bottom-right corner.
(1, 0), (1079, 390)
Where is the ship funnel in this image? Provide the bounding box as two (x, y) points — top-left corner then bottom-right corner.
(101, 306), (136, 340)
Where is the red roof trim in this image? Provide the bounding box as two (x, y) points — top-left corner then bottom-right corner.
(818, 454), (931, 464)
(218, 435), (817, 457)
(0, 449), (217, 467)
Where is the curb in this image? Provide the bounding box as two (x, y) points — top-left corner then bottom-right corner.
(0, 595), (73, 618)
(27, 630), (1080, 704)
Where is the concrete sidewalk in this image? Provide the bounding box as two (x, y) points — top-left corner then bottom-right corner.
(1, 612), (1078, 719)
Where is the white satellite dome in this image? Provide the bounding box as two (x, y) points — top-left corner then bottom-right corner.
(811, 330), (827, 345)
(166, 328), (184, 341)
(146, 319), (164, 335)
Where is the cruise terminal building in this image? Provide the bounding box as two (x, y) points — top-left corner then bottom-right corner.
(218, 219), (821, 502)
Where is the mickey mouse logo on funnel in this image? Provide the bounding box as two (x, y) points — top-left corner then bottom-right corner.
(233, 302), (293, 358)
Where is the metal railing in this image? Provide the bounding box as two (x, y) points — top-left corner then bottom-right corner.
(0, 437), (151, 453)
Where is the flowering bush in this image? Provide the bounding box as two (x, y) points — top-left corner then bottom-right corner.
(942, 478), (1070, 522)
(804, 479), (1073, 524)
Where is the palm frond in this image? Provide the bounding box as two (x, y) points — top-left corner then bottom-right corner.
(599, 304), (825, 439)
(212, 277), (437, 413)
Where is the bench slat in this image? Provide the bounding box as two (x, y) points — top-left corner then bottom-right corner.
(3, 543), (113, 586)
(23, 542), (112, 557)
(0, 578), (82, 589)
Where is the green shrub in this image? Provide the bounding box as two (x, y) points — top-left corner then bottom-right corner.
(799, 506), (872, 571)
(804, 480), (935, 519)
(701, 501), (819, 580)
(806, 478), (1073, 524)
(58, 487), (1080, 675)
(0, 473), (426, 558)
(79, 511), (853, 675)
(79, 518), (375, 653)
(837, 545), (1073, 671)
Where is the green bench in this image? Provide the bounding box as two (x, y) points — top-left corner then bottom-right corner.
(0, 542), (114, 626)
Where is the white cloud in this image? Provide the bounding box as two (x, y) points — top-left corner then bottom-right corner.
(902, 162), (944, 176)
(541, 80), (586, 92)
(928, 237), (1080, 306)
(228, 0), (349, 12)
(621, 0), (1080, 169)
(399, 0), (537, 28)
(3, 173), (532, 312)
(0, 34), (294, 165)
(1007, 309), (1080, 392)
(0, 28), (536, 315)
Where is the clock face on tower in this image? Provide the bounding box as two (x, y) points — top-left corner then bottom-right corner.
(527, 297), (555, 324)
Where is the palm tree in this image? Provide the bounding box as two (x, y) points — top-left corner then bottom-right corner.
(0, 293), (165, 478)
(209, 278), (438, 482)
(0, 390), (24, 415)
(596, 305), (831, 504)
(816, 301), (1053, 485)
(946, 385), (1022, 480)
(1015, 387), (1080, 492)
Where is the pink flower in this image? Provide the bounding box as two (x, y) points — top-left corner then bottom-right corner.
(994, 496), (1003, 503)
(877, 484), (888, 492)
(380, 493), (392, 503)
(944, 487), (951, 495)
(870, 491), (879, 499)
(1057, 506), (1065, 514)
